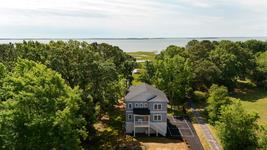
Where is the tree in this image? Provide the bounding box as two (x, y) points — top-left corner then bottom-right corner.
(0, 63), (6, 80)
(206, 84), (231, 124)
(242, 40), (267, 54)
(216, 101), (259, 150)
(258, 127), (267, 150)
(209, 41), (240, 88)
(186, 40), (214, 62)
(0, 43), (17, 69)
(139, 61), (155, 84)
(193, 60), (221, 89)
(0, 59), (87, 149)
(208, 40), (256, 88)
(156, 45), (185, 60)
(254, 51), (267, 89)
(153, 55), (194, 108)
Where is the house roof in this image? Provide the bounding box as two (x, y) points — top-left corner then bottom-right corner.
(125, 83), (169, 102)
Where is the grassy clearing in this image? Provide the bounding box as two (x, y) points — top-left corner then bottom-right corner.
(132, 74), (142, 85)
(127, 51), (156, 61)
(129, 51), (156, 85)
(232, 88), (267, 128)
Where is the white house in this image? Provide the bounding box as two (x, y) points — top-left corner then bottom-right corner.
(125, 83), (169, 136)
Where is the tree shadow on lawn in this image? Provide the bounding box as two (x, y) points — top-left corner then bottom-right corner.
(231, 88), (267, 102)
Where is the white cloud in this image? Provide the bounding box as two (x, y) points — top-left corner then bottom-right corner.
(0, 0), (266, 37)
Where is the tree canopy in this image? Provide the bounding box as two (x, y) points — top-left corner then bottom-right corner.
(206, 84), (231, 124)
(216, 101), (261, 150)
(0, 59), (87, 149)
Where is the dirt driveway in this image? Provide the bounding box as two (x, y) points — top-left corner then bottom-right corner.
(137, 137), (188, 150)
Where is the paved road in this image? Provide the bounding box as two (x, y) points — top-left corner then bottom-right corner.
(189, 100), (221, 150)
(168, 116), (204, 150)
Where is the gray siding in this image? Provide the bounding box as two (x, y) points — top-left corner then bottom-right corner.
(126, 112), (133, 122)
(125, 101), (167, 123)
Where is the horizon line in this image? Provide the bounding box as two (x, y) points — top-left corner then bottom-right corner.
(0, 36), (267, 40)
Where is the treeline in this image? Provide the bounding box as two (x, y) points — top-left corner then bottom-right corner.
(0, 40), (136, 149)
(140, 39), (267, 149)
(141, 39), (267, 102)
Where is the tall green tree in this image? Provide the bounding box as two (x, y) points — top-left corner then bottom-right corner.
(209, 41), (240, 88)
(153, 55), (194, 108)
(140, 61), (156, 84)
(0, 59), (87, 149)
(206, 84), (231, 124)
(254, 51), (267, 89)
(216, 101), (260, 150)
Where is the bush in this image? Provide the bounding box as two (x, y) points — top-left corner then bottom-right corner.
(192, 90), (207, 102)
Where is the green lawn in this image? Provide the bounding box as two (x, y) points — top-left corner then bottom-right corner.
(127, 51), (156, 61)
(232, 88), (267, 128)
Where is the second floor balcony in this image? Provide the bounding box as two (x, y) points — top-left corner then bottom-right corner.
(134, 120), (149, 126)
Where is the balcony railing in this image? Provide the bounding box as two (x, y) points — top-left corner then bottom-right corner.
(134, 121), (149, 126)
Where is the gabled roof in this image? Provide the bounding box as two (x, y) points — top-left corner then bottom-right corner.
(125, 83), (169, 102)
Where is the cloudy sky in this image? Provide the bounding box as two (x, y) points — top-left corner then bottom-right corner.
(0, 0), (267, 38)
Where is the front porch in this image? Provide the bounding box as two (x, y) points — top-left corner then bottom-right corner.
(133, 114), (150, 136)
(133, 108), (151, 136)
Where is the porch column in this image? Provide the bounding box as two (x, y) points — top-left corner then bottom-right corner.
(148, 115), (150, 136)
(133, 114), (135, 137)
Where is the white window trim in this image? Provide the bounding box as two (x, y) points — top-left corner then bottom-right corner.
(128, 103), (132, 109)
(153, 103), (162, 110)
(153, 114), (162, 121)
(128, 114), (132, 120)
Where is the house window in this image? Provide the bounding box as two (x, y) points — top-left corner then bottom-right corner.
(144, 103), (148, 108)
(128, 103), (132, 109)
(153, 114), (162, 121)
(154, 103), (162, 110)
(135, 103), (143, 108)
(128, 114), (132, 120)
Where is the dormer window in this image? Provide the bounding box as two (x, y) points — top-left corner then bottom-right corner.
(154, 103), (162, 110)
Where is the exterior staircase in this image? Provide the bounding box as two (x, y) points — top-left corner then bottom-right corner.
(150, 123), (167, 136)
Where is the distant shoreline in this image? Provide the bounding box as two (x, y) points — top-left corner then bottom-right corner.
(1, 37), (267, 52)
(1, 36), (267, 41)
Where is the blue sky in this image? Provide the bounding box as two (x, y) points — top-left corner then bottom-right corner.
(0, 0), (267, 38)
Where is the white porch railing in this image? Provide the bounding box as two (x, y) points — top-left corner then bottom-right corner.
(135, 121), (149, 126)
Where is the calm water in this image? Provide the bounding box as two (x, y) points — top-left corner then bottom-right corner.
(1, 37), (267, 52)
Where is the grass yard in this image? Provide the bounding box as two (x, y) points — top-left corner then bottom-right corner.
(132, 71), (144, 85)
(232, 88), (267, 128)
(127, 51), (156, 61)
(128, 51), (157, 85)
